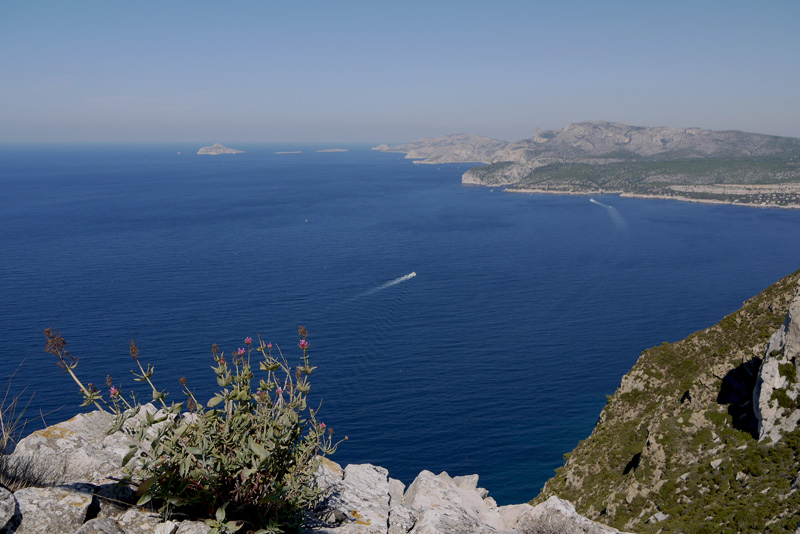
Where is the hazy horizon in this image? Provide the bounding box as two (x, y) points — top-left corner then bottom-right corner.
(2, 1), (799, 143)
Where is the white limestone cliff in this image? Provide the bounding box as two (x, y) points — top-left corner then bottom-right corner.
(754, 284), (800, 442)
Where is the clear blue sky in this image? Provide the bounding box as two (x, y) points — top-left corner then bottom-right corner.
(2, 0), (799, 143)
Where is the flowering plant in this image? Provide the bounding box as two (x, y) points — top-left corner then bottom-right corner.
(45, 326), (343, 534)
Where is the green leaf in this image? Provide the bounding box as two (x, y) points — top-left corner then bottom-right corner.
(215, 505), (227, 522)
(225, 521), (243, 533)
(207, 394), (224, 408)
(136, 493), (152, 506)
(122, 446), (137, 467)
(249, 440), (268, 461)
(136, 476), (156, 497)
(144, 410), (155, 425)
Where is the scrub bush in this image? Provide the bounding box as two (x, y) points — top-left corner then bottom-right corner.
(45, 327), (343, 534)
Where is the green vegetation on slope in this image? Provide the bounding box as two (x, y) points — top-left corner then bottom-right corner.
(508, 157), (800, 204)
(536, 269), (800, 533)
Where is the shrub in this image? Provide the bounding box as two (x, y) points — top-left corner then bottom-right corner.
(45, 327), (343, 534)
(771, 388), (796, 411)
(778, 361), (797, 384)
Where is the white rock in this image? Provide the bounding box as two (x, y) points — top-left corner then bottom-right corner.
(116, 506), (163, 534)
(175, 521), (212, 534)
(403, 471), (506, 534)
(11, 486), (94, 534)
(75, 517), (126, 534)
(388, 478), (416, 534)
(515, 496), (631, 534)
(497, 503), (534, 530)
(313, 462), (391, 534)
(754, 284), (800, 442)
(0, 485), (16, 531)
(647, 511), (669, 523)
(8, 410), (132, 486)
(316, 456), (345, 495)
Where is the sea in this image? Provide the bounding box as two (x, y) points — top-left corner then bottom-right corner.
(1, 143), (799, 505)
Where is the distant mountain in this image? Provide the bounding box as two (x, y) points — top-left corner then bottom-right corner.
(375, 122), (800, 207)
(373, 133), (508, 164)
(536, 269), (800, 533)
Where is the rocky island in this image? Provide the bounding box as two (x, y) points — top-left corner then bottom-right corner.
(197, 143), (244, 155)
(374, 122), (800, 208)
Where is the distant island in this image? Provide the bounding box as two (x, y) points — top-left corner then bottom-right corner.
(197, 143), (244, 155)
(316, 148), (349, 153)
(374, 122), (800, 209)
(275, 151), (302, 154)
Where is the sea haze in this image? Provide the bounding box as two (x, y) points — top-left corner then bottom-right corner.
(1, 144), (799, 504)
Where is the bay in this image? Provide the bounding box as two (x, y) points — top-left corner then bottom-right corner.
(1, 143), (799, 504)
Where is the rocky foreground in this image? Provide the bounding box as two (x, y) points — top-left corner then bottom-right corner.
(0, 406), (627, 534)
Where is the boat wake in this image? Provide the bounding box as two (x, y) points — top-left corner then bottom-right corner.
(589, 198), (626, 229)
(358, 272), (417, 297)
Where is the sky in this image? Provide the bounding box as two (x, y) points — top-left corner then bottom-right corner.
(1, 0), (799, 143)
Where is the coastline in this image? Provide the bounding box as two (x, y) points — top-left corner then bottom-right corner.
(505, 187), (800, 210)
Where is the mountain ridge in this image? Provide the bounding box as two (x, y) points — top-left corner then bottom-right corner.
(374, 122), (800, 207)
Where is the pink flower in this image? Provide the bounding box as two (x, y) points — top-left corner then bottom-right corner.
(276, 387), (283, 395)
(319, 422), (326, 429)
(237, 347), (245, 356)
(299, 339), (309, 350)
(244, 337), (252, 345)
(267, 343), (272, 349)
(109, 386), (119, 398)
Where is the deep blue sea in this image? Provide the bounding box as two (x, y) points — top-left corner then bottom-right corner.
(1, 143), (799, 504)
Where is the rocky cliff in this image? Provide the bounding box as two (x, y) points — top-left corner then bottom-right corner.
(0, 406), (627, 534)
(538, 269), (800, 533)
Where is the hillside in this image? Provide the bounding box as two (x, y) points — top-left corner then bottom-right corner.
(536, 269), (800, 533)
(375, 122), (800, 207)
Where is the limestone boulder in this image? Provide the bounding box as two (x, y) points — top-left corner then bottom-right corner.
(403, 470), (506, 534)
(312, 462), (392, 534)
(0, 485), (16, 531)
(7, 410), (131, 486)
(513, 496), (632, 534)
(115, 506), (163, 534)
(10, 485), (94, 534)
(75, 517), (126, 534)
(388, 478), (415, 534)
